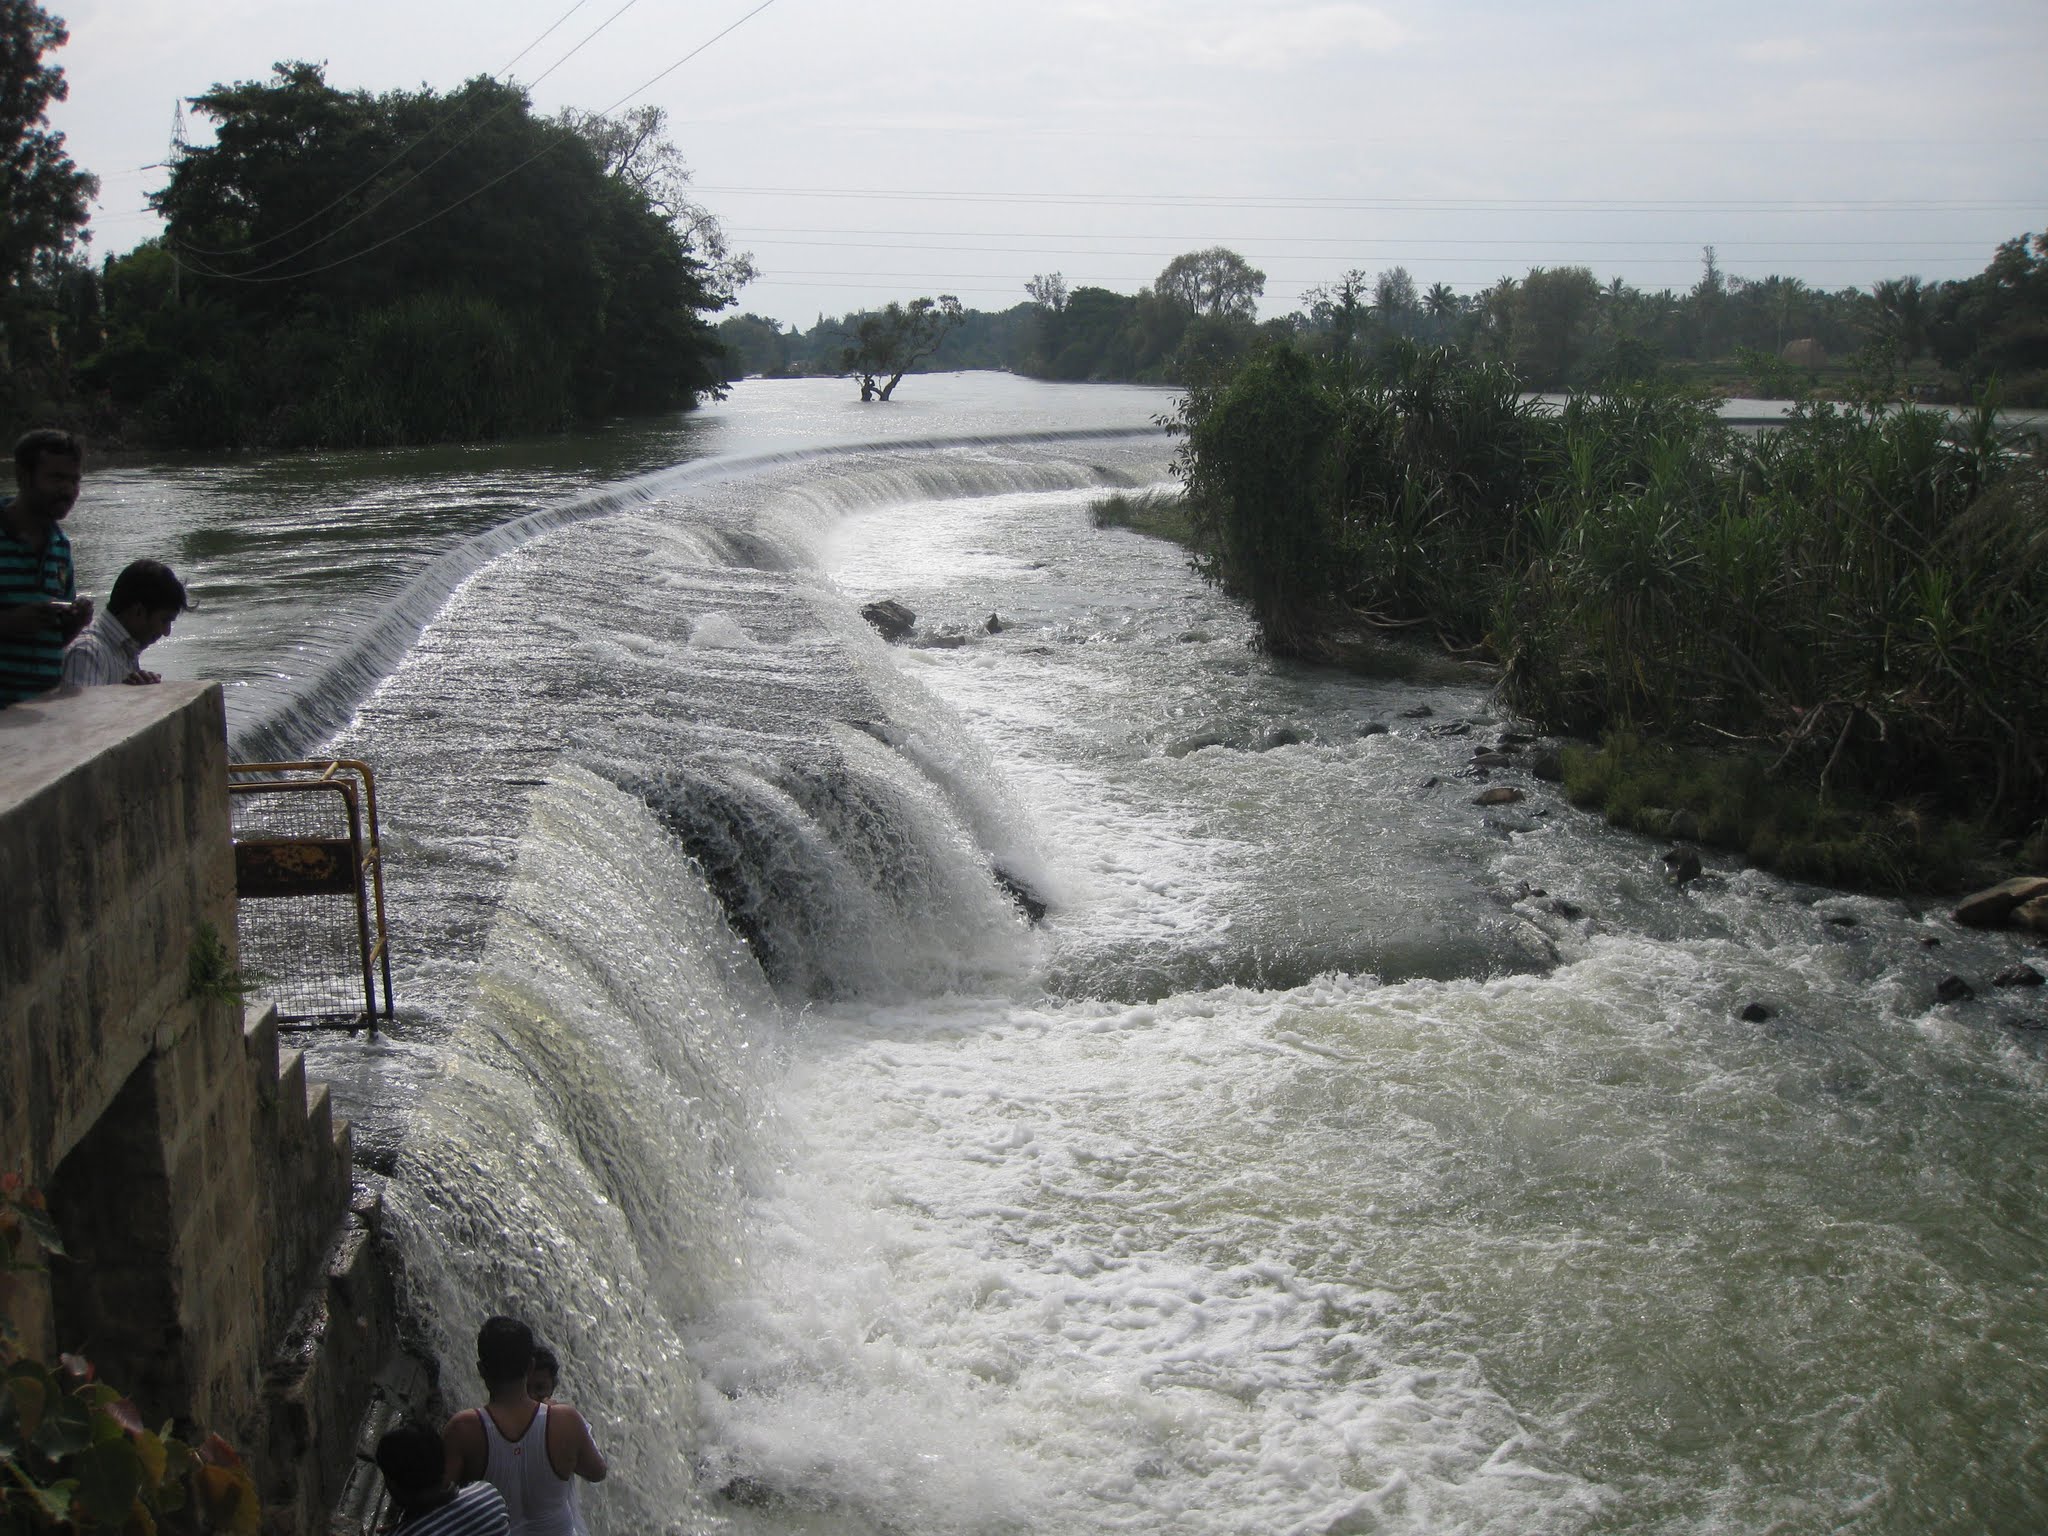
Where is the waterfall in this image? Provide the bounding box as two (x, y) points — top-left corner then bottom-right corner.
(385, 766), (779, 1532)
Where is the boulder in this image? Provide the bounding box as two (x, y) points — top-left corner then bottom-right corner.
(1358, 722), (1390, 738)
(1166, 730), (1233, 758)
(1666, 809), (1700, 841)
(1259, 726), (1308, 751)
(1952, 876), (2048, 928)
(860, 599), (917, 641)
(1662, 847), (1703, 886)
(1472, 786), (1525, 806)
(1400, 704), (1434, 719)
(2015, 895), (2048, 934)
(1529, 747), (1565, 783)
(1992, 963), (2044, 988)
(985, 613), (1004, 634)
(1935, 975), (1976, 1004)
(1739, 1002), (1774, 1022)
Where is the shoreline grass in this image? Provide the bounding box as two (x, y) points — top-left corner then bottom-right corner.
(1090, 488), (1201, 547)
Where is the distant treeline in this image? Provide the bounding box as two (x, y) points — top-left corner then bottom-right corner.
(722, 237), (2048, 406)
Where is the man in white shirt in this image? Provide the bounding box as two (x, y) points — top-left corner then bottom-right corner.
(61, 558), (188, 687)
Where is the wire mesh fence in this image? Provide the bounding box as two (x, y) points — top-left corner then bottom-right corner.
(228, 761), (392, 1031)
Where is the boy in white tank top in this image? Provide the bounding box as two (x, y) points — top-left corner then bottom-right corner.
(443, 1316), (607, 1536)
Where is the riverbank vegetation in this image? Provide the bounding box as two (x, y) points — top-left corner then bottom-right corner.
(1164, 341), (2048, 892)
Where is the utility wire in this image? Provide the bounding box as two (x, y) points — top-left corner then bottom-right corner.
(178, 0), (781, 287)
(726, 224), (2002, 251)
(695, 186), (2038, 215)
(171, 0), (641, 265)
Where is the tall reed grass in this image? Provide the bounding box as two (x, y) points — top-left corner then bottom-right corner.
(1170, 344), (2048, 886)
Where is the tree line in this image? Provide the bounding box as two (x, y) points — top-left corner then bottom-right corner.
(2, 2), (743, 450)
(722, 236), (2048, 408)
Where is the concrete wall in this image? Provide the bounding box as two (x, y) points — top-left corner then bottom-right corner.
(0, 683), (389, 1527)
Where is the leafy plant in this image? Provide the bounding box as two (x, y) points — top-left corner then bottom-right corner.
(0, 1175), (261, 1534)
(183, 924), (251, 1009)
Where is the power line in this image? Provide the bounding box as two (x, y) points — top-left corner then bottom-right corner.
(177, 0), (782, 287)
(170, 0), (642, 266)
(737, 241), (1998, 266)
(726, 224), (2007, 252)
(696, 185), (2040, 216)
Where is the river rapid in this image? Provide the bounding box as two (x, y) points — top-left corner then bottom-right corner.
(74, 375), (2048, 1534)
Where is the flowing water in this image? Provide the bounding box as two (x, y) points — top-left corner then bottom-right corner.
(68, 376), (2048, 1534)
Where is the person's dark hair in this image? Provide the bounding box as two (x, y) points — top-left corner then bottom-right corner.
(531, 1344), (559, 1376)
(14, 428), (82, 479)
(108, 559), (189, 617)
(477, 1315), (535, 1388)
(374, 1420), (446, 1500)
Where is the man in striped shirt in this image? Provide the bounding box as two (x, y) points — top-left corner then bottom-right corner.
(0, 428), (91, 706)
(376, 1421), (511, 1534)
(62, 559), (190, 688)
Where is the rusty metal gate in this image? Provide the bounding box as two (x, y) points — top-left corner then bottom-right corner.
(228, 759), (393, 1032)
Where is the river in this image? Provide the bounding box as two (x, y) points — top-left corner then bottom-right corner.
(72, 375), (2048, 1534)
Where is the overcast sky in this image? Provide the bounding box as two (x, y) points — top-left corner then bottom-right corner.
(47, 0), (2048, 328)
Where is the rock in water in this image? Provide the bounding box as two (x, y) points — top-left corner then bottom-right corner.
(1953, 876), (2048, 928)
(993, 865), (1048, 923)
(1934, 975), (1977, 1004)
(1472, 786), (1525, 806)
(1739, 1002), (1774, 1022)
(1992, 963), (2045, 988)
(1662, 847), (1703, 886)
(860, 599), (917, 641)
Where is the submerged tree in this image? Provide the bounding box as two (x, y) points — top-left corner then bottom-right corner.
(841, 294), (962, 400)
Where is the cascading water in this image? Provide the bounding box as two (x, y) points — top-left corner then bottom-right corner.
(89, 378), (2048, 1534)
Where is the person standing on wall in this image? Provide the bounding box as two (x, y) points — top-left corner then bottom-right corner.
(444, 1316), (607, 1536)
(62, 558), (190, 687)
(0, 428), (91, 706)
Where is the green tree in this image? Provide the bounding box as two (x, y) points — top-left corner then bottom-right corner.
(555, 103), (754, 304)
(1024, 271), (1067, 312)
(1511, 265), (1601, 386)
(1871, 275), (1931, 389)
(1300, 269), (1371, 368)
(1372, 266), (1419, 340)
(840, 294), (963, 399)
(0, 1), (97, 412)
(1155, 247), (1265, 319)
(101, 62), (725, 447)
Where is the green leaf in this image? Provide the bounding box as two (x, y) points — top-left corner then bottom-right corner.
(3, 1369), (48, 1440)
(73, 1435), (142, 1525)
(30, 1392), (94, 1458)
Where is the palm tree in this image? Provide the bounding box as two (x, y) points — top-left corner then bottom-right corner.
(1871, 276), (1929, 387)
(1422, 281), (1460, 341)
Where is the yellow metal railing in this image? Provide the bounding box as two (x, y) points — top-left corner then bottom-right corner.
(227, 759), (394, 1032)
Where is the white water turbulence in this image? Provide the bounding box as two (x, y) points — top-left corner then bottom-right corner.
(221, 378), (2048, 1536)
